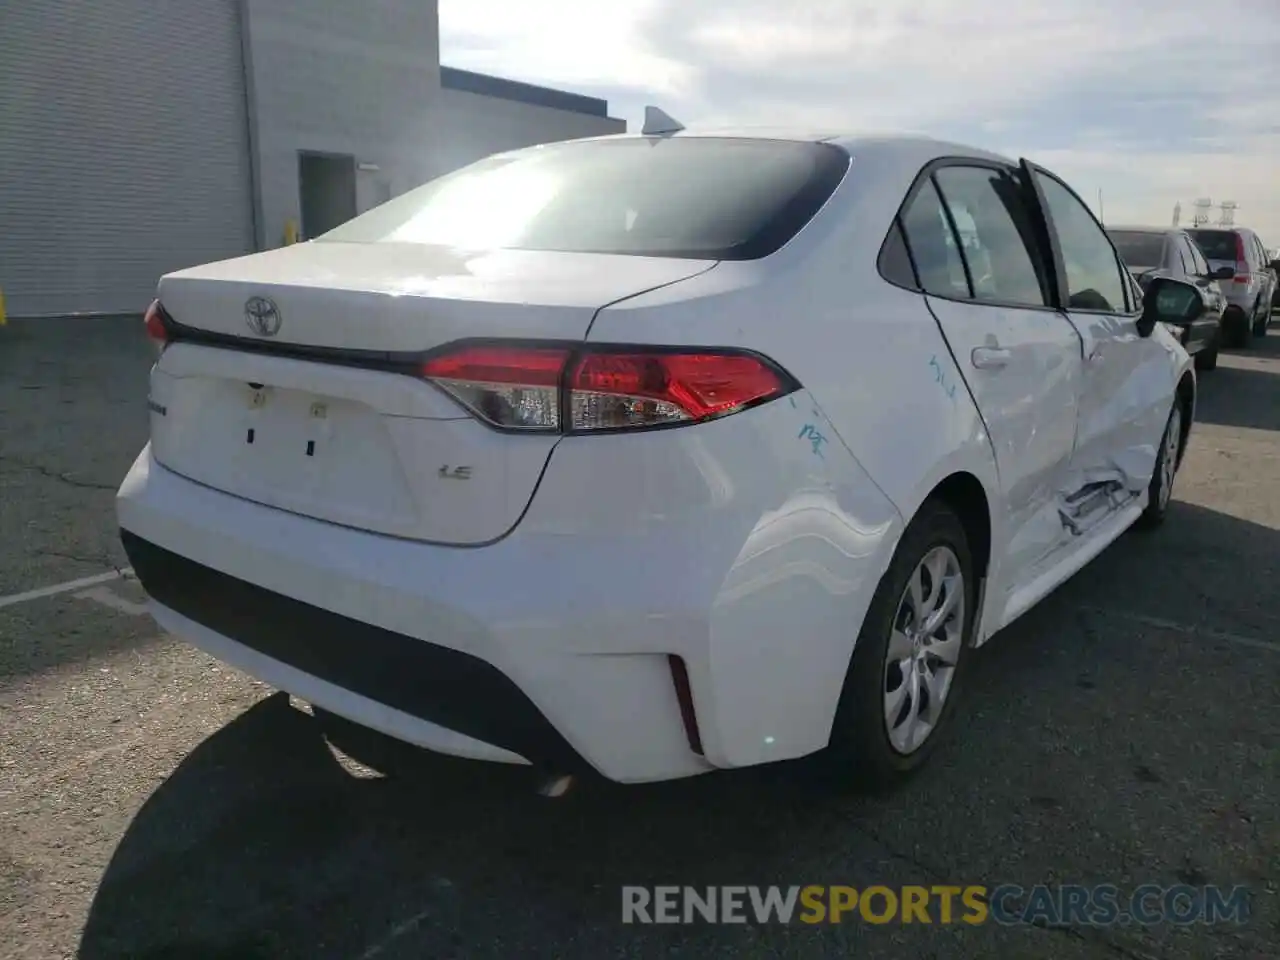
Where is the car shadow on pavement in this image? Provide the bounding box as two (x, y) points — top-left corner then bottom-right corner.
(1197, 334), (1280, 432)
(75, 692), (842, 960)
(75, 504), (1280, 960)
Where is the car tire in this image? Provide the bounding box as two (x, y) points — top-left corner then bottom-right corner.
(1136, 401), (1183, 529)
(1194, 344), (1218, 370)
(1235, 310), (1255, 348)
(1252, 301), (1268, 337)
(824, 499), (976, 790)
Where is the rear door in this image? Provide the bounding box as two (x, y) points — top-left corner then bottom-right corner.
(900, 162), (1083, 577)
(1023, 162), (1173, 503)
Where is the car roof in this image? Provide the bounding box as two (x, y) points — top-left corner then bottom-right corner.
(1106, 225), (1179, 235)
(1187, 225), (1247, 234)
(560, 127), (1020, 168)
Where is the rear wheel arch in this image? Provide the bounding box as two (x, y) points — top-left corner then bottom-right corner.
(886, 459), (999, 615)
(926, 472), (992, 585)
(883, 470), (993, 646)
(825, 480), (989, 788)
(1175, 372), (1195, 468)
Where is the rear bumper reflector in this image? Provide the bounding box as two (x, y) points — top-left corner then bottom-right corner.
(667, 654), (704, 756)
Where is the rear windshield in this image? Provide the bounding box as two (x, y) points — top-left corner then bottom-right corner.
(315, 138), (851, 260)
(1107, 231), (1166, 269)
(1188, 229), (1238, 261)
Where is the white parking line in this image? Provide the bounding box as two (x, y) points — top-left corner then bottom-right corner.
(356, 908), (435, 960)
(0, 568), (134, 611)
(73, 585), (149, 616)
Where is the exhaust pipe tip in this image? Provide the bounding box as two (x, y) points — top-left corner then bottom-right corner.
(536, 773), (575, 798)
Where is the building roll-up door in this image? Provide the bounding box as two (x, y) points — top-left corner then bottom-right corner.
(0, 0), (255, 317)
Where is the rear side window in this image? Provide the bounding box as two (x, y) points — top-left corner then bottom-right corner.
(878, 219), (917, 287)
(933, 165), (1050, 307)
(1108, 231), (1166, 270)
(900, 179), (971, 298)
(315, 138), (851, 261)
(1188, 230), (1238, 261)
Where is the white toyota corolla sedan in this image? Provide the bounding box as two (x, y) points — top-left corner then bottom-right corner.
(117, 125), (1201, 789)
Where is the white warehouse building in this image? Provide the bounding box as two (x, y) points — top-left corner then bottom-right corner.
(0, 0), (625, 318)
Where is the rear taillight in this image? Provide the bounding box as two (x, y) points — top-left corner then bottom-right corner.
(420, 345), (568, 430)
(1234, 235), (1249, 283)
(143, 299), (170, 354)
(421, 343), (797, 433)
(568, 351), (790, 431)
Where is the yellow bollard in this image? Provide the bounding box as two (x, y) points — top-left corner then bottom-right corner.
(0, 286), (6, 326)
(283, 219), (300, 245)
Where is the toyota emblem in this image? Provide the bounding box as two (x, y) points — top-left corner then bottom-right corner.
(244, 296), (282, 337)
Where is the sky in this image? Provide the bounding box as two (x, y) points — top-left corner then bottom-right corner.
(438, 0), (1280, 247)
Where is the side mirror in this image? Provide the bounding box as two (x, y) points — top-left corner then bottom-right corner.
(1139, 277), (1205, 338)
(1210, 265), (1235, 281)
(1269, 259), (1280, 273)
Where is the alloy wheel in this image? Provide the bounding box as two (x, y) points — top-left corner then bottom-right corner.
(883, 545), (965, 755)
(1159, 406), (1182, 510)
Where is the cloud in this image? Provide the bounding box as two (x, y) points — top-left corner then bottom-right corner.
(438, 0), (1280, 240)
(437, 0), (692, 97)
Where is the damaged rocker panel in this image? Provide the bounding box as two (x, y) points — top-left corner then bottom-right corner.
(1058, 479), (1134, 537)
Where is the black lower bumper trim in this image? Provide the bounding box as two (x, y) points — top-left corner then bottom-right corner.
(119, 530), (589, 772)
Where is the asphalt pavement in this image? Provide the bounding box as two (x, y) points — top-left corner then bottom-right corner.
(1, 316), (1278, 959)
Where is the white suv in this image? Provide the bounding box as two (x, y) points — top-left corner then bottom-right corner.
(1187, 227), (1276, 346)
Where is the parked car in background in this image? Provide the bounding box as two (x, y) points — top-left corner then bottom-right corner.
(1186, 227), (1276, 346)
(117, 130), (1198, 790)
(1107, 225), (1229, 370)
(1268, 248), (1280, 313)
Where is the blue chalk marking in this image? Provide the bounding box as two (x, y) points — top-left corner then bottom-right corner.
(798, 423), (828, 458)
(928, 354), (958, 403)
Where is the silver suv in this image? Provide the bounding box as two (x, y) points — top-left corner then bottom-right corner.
(1186, 227), (1276, 347)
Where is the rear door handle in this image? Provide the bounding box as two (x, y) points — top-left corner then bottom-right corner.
(971, 346), (1011, 369)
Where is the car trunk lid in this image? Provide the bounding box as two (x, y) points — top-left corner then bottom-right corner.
(148, 242), (715, 544)
(157, 241), (712, 351)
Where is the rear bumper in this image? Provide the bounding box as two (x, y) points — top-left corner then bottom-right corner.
(117, 395), (902, 782)
(117, 451), (709, 781)
(1222, 289), (1259, 314)
(121, 530), (586, 771)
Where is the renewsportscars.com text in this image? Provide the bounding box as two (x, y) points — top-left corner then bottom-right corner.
(621, 884), (1251, 926)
